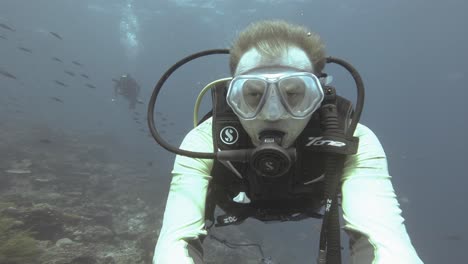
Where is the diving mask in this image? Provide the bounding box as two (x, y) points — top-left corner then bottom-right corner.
(226, 72), (324, 120)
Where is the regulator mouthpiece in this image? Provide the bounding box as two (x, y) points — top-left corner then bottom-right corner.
(251, 131), (295, 178)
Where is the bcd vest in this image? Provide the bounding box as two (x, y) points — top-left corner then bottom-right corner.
(203, 85), (355, 227)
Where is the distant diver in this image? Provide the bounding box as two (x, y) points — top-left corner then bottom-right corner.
(113, 73), (141, 110)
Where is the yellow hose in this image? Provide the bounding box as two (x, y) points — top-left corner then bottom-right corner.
(193, 77), (232, 128)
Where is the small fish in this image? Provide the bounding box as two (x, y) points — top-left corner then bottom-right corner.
(54, 80), (67, 87)
(18, 47), (32, 53)
(0, 23), (15, 32)
(39, 139), (52, 144)
(5, 169), (31, 174)
(72, 60), (83, 67)
(444, 235), (463, 241)
(49, 31), (63, 40)
(80, 73), (89, 79)
(85, 83), (96, 89)
(147, 161), (153, 167)
(0, 35), (7, 40)
(140, 128), (145, 132)
(162, 117), (167, 121)
(64, 70), (75, 77)
(135, 121), (142, 124)
(0, 69), (17, 80)
(133, 117), (139, 120)
(50, 96), (64, 103)
(52, 57), (63, 63)
(112, 78), (119, 83)
(134, 112), (140, 115)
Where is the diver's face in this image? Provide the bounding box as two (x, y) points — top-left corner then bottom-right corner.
(234, 46), (315, 148)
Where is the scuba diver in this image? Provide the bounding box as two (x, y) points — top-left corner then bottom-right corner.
(113, 73), (141, 110)
(150, 20), (424, 264)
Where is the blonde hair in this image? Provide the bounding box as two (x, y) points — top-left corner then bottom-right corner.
(229, 20), (326, 75)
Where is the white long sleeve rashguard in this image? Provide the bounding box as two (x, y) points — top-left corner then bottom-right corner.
(153, 117), (424, 264)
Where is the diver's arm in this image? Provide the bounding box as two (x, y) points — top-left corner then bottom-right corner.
(341, 123), (424, 264)
(153, 118), (214, 264)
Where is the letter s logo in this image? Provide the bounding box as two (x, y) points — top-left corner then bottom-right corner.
(225, 129), (234, 142)
(220, 126), (239, 145)
(265, 161), (275, 171)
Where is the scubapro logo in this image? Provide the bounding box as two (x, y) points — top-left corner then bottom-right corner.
(306, 137), (346, 147)
(220, 126), (239, 145)
(265, 161), (275, 171)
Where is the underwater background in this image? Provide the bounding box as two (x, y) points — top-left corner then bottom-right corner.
(0, 0), (466, 263)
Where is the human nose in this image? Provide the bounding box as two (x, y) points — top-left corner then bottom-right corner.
(257, 87), (286, 121)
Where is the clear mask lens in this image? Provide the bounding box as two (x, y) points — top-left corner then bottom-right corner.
(227, 72), (324, 120)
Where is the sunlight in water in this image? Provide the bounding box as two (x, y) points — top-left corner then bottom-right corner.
(120, 0), (139, 61)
